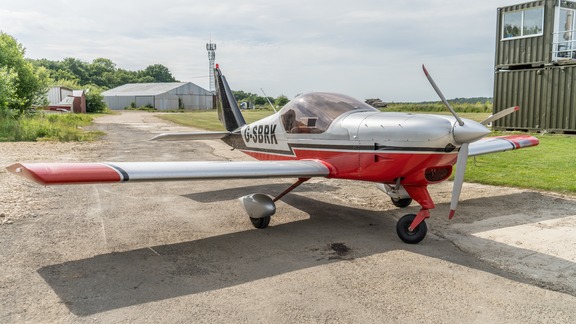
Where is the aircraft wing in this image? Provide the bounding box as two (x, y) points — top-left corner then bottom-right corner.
(6, 160), (330, 185)
(468, 135), (539, 157)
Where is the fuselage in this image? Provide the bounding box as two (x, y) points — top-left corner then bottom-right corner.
(222, 92), (489, 187)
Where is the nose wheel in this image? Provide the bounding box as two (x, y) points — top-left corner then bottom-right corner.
(391, 197), (412, 208)
(396, 214), (427, 244)
(250, 216), (271, 229)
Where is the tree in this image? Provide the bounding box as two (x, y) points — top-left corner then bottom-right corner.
(275, 95), (289, 108)
(0, 67), (24, 113)
(233, 90), (252, 101)
(61, 57), (89, 85)
(88, 58), (117, 88)
(0, 32), (49, 113)
(142, 64), (177, 82)
(31, 57), (182, 90)
(254, 96), (267, 105)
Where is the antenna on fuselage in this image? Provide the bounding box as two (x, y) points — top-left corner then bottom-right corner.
(260, 88), (277, 112)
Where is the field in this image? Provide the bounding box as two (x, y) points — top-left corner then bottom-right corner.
(157, 110), (576, 194)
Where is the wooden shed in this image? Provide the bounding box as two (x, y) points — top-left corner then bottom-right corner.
(46, 87), (87, 113)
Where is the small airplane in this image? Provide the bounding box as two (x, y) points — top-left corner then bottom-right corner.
(7, 65), (539, 244)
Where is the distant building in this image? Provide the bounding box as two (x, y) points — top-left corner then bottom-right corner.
(365, 98), (388, 108)
(102, 82), (214, 110)
(46, 86), (86, 113)
(494, 0), (576, 133)
(47, 86), (73, 105)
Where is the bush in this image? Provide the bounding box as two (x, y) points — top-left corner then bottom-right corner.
(85, 86), (106, 113)
(124, 102), (156, 111)
(0, 111), (102, 141)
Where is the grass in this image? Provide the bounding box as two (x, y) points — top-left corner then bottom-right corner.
(157, 109), (274, 131)
(0, 111), (104, 142)
(157, 109), (575, 194)
(466, 135), (576, 194)
(386, 101), (492, 113)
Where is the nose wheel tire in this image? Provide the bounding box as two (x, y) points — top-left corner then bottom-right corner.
(250, 216), (271, 229)
(396, 214), (427, 244)
(391, 197), (412, 208)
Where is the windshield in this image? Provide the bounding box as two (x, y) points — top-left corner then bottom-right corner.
(280, 92), (377, 134)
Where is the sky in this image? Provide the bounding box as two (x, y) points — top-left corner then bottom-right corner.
(0, 0), (525, 102)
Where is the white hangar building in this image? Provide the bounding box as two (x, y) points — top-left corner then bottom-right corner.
(102, 82), (214, 110)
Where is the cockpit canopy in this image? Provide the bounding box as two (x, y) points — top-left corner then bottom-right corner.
(280, 92), (378, 134)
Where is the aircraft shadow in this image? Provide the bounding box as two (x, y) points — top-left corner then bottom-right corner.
(183, 183), (340, 203)
(37, 192), (576, 316)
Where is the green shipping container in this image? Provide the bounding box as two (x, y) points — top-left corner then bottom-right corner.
(494, 66), (576, 132)
(494, 0), (576, 132)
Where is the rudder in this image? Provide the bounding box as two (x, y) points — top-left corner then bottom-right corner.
(214, 66), (246, 131)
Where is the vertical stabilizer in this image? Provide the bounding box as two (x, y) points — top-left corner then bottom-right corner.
(214, 67), (246, 131)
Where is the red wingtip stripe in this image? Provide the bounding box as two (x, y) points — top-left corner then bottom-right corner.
(449, 210), (456, 220)
(496, 135), (540, 149)
(514, 106), (520, 111)
(7, 163), (123, 185)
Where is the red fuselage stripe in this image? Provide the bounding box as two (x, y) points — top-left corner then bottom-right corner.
(241, 148), (457, 184)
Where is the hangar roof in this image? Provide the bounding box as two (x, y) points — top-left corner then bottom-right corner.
(102, 82), (192, 96)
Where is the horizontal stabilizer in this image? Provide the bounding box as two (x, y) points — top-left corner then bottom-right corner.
(468, 135), (539, 157)
(7, 160), (330, 185)
(150, 131), (230, 141)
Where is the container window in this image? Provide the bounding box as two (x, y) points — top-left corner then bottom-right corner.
(557, 9), (576, 57)
(502, 7), (544, 40)
(503, 11), (522, 38)
(524, 8), (544, 35)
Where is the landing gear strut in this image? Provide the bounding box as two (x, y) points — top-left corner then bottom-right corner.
(240, 178), (310, 229)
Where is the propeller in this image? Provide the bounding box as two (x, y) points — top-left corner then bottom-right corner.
(422, 65), (464, 126)
(449, 143), (468, 219)
(422, 65), (490, 219)
(480, 106), (519, 125)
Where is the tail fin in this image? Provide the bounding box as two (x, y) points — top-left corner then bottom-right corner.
(214, 66), (246, 131)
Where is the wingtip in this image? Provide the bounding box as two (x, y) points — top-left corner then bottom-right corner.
(6, 163), (48, 185)
(448, 209), (456, 220)
(6, 163), (23, 174)
(149, 134), (162, 141)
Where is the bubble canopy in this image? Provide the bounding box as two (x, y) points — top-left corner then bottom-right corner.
(279, 92), (378, 134)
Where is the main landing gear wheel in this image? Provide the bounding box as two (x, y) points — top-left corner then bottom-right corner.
(396, 214), (427, 244)
(250, 216), (270, 229)
(391, 197), (412, 208)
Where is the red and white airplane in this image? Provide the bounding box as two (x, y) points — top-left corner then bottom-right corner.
(7, 65), (539, 244)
